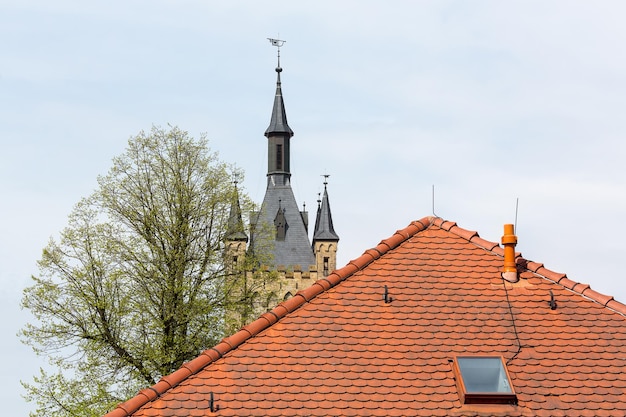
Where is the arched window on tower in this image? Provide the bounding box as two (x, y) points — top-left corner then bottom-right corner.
(276, 144), (283, 171)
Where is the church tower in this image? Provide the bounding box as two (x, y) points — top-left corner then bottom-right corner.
(250, 40), (316, 271)
(312, 177), (339, 276)
(223, 40), (340, 329)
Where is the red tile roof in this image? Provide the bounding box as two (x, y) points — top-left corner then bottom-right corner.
(105, 216), (626, 416)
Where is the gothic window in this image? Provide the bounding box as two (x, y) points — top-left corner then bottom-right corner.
(276, 144), (283, 171)
(323, 256), (329, 276)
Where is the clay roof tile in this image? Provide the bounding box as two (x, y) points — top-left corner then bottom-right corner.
(606, 299), (626, 315)
(469, 235), (500, 251)
(582, 288), (614, 306)
(105, 216), (626, 417)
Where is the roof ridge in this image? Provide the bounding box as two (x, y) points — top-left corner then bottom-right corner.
(522, 259), (626, 315)
(434, 217), (626, 317)
(104, 216), (436, 417)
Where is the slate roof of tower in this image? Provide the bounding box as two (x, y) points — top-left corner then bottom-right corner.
(105, 216), (626, 417)
(256, 182), (315, 269)
(313, 184), (339, 242)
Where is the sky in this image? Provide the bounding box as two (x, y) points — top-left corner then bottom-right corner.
(2, 1), (626, 414)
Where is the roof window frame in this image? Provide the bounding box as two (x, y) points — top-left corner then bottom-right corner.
(452, 355), (517, 405)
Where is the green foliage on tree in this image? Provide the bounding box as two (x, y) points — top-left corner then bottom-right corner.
(20, 126), (270, 416)
(222, 263), (280, 336)
(220, 203), (282, 335)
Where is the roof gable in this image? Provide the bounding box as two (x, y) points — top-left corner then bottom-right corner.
(106, 216), (626, 417)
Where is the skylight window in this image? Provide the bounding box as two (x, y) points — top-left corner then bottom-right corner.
(452, 356), (517, 405)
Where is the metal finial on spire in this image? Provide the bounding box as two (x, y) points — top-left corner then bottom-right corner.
(268, 38), (286, 71)
(321, 173), (330, 187)
(268, 38), (286, 47)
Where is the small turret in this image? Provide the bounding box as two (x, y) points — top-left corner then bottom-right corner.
(224, 182), (248, 271)
(312, 176), (339, 276)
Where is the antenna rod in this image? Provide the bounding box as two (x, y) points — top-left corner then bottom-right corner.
(514, 197), (519, 234)
(432, 185), (438, 217)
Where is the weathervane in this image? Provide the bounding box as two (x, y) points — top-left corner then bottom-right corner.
(268, 38), (286, 47)
(268, 37), (286, 68)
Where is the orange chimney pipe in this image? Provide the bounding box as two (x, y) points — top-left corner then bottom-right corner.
(501, 223), (518, 283)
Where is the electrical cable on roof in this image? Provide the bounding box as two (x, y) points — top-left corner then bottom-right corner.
(504, 280), (522, 365)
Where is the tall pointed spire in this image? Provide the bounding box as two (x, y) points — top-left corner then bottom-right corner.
(251, 38), (316, 271)
(264, 38), (293, 185)
(313, 176), (339, 242)
(265, 39), (293, 137)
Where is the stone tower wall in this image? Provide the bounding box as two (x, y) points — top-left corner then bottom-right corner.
(313, 241), (338, 278)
